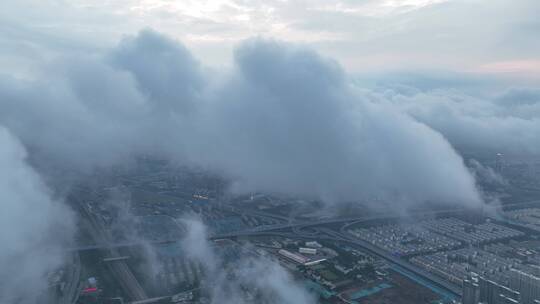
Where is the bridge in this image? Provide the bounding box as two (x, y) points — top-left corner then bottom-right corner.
(66, 198), (540, 302)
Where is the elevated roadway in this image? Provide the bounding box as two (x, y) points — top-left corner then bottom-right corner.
(80, 202), (148, 301)
(70, 199), (540, 252)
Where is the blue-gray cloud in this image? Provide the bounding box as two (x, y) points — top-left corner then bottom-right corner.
(371, 83), (540, 155)
(0, 127), (74, 303)
(0, 30), (483, 208)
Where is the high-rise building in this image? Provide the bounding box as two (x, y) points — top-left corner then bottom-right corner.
(463, 279), (480, 304)
(498, 285), (520, 304)
(478, 276), (520, 304)
(479, 277), (498, 304)
(499, 294), (520, 304)
(510, 269), (540, 304)
(495, 153), (505, 173)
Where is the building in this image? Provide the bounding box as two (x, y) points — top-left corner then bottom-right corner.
(499, 294), (520, 304)
(299, 247), (317, 255)
(478, 276), (519, 304)
(463, 279), (480, 304)
(305, 241), (322, 248)
(495, 153), (505, 173)
(278, 249), (309, 264)
(510, 269), (540, 304)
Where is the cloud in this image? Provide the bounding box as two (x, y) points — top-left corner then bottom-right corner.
(2, 0), (539, 76)
(496, 87), (540, 107)
(179, 216), (316, 304)
(0, 126), (74, 303)
(0, 29), (484, 209)
(372, 84), (540, 155)
(468, 159), (507, 187)
(304, 0), (540, 73)
(109, 30), (204, 113)
(191, 37), (481, 206)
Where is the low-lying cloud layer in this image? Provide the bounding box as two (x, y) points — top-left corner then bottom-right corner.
(180, 217), (316, 304)
(369, 84), (540, 156)
(0, 29), (484, 207)
(0, 127), (74, 303)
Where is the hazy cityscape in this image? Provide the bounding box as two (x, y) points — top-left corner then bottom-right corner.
(1, 1), (540, 304)
(13, 155), (540, 304)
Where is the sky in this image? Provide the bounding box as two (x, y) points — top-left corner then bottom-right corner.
(1, 0), (539, 81)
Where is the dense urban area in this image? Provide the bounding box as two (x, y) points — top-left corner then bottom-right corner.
(37, 154), (540, 304)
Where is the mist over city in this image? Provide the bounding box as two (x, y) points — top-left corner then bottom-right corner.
(1, 1), (540, 304)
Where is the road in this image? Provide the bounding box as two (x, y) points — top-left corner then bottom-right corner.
(80, 201), (148, 301)
(236, 227), (463, 297)
(70, 198), (540, 252)
(67, 196), (540, 302)
(71, 198), (540, 252)
(59, 252), (82, 304)
(317, 227), (463, 296)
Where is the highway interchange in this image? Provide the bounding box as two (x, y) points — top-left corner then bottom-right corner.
(68, 198), (540, 302)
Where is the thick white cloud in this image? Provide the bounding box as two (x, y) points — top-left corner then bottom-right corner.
(189, 38), (481, 205)
(0, 126), (74, 303)
(0, 30), (483, 208)
(371, 84), (540, 156)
